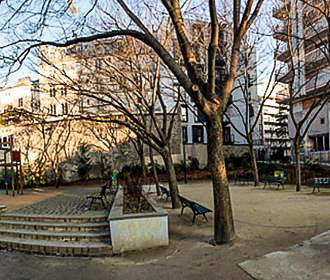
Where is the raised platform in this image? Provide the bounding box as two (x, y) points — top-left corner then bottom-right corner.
(0, 212), (112, 256)
(0, 188), (113, 256)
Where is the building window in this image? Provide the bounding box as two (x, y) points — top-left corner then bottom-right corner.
(321, 118), (325, 124)
(2, 137), (7, 147)
(18, 98), (23, 107)
(50, 104), (56, 115)
(181, 105), (188, 122)
(223, 126), (233, 144)
(194, 107), (206, 123)
(62, 103), (68, 115)
(95, 59), (102, 70)
(192, 125), (204, 143)
(50, 85), (56, 97)
(182, 126), (188, 144)
(310, 134), (329, 151)
(61, 86), (67, 96)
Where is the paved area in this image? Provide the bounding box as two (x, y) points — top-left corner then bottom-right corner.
(0, 182), (108, 214)
(239, 230), (330, 279)
(0, 180), (329, 279)
(9, 189), (95, 216)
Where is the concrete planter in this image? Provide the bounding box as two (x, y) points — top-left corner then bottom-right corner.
(108, 186), (168, 254)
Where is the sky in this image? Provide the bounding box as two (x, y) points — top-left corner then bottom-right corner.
(0, 0), (278, 92)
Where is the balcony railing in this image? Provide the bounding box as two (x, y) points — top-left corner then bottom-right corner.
(304, 17), (328, 38)
(305, 67), (330, 91)
(305, 46), (328, 63)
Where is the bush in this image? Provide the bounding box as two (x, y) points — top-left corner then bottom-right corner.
(226, 153), (251, 170)
(188, 157), (200, 171)
(77, 144), (92, 179)
(118, 163), (143, 180)
(174, 162), (184, 174)
(152, 162), (166, 174)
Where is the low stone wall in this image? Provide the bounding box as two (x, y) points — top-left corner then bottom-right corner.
(108, 187), (168, 254)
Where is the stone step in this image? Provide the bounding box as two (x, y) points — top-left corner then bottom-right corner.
(0, 228), (110, 242)
(0, 205), (6, 213)
(0, 213), (107, 224)
(0, 220), (109, 232)
(0, 237), (112, 256)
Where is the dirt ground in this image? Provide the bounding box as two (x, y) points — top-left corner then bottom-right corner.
(110, 180), (330, 280)
(0, 180), (330, 280)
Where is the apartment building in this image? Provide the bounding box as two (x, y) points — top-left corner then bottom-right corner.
(274, 0), (330, 163)
(259, 86), (290, 160)
(0, 37), (183, 176)
(0, 77), (40, 114)
(179, 21), (261, 165)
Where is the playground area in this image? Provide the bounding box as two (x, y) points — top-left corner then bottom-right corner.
(0, 180), (329, 279)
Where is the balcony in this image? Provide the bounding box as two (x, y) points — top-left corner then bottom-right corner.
(275, 64), (290, 83)
(304, 17), (328, 38)
(276, 49), (329, 84)
(305, 67), (330, 92)
(273, 23), (289, 42)
(273, 0), (288, 20)
(273, 0), (330, 20)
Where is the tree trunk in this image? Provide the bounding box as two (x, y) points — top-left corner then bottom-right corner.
(134, 140), (147, 178)
(149, 146), (160, 196)
(248, 141), (259, 187)
(294, 140), (301, 192)
(137, 144), (147, 178)
(207, 113), (235, 244)
(161, 147), (180, 209)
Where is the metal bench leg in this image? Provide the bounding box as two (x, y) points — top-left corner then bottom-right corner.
(203, 213), (208, 222)
(192, 213), (196, 225)
(101, 198), (106, 208)
(89, 198), (95, 210)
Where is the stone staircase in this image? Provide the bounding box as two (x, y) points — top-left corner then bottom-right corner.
(0, 213), (112, 256)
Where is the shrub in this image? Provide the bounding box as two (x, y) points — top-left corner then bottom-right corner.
(226, 153), (251, 170)
(174, 162), (184, 174)
(118, 163), (143, 180)
(77, 144), (92, 179)
(188, 157), (200, 171)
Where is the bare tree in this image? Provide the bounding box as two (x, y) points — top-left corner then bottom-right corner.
(273, 0), (330, 191)
(0, 0), (265, 244)
(226, 36), (281, 186)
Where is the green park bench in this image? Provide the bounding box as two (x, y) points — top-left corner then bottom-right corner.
(264, 170), (285, 189)
(87, 182), (109, 210)
(159, 185), (171, 200)
(178, 195), (213, 224)
(312, 177), (330, 193)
